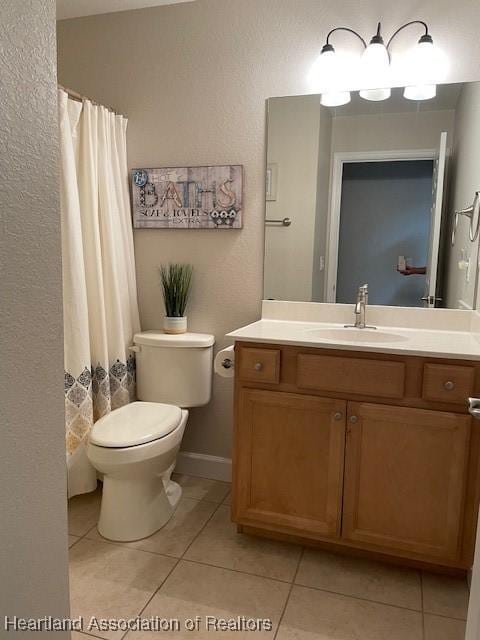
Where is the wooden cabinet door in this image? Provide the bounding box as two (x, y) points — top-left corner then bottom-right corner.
(234, 389), (346, 539)
(343, 402), (471, 561)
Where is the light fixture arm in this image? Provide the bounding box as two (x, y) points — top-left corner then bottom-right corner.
(386, 20), (430, 51)
(325, 27), (367, 49)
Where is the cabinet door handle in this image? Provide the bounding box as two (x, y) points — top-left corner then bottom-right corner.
(349, 415), (358, 424)
(444, 380), (455, 391)
(254, 362), (263, 371)
(468, 398), (480, 419)
(333, 412), (343, 421)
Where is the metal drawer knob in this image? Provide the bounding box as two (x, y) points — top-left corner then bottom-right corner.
(254, 362), (263, 371)
(444, 380), (455, 391)
(333, 412), (343, 421)
(349, 415), (358, 424)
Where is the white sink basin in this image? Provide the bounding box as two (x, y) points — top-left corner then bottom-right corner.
(307, 327), (409, 343)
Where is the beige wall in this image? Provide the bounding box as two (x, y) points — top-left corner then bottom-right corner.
(331, 110), (455, 153)
(265, 95), (320, 301)
(1, 0), (70, 632)
(57, 0), (480, 459)
(445, 83), (480, 309)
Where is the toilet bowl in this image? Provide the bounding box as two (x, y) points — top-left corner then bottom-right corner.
(87, 331), (214, 542)
(87, 401), (188, 541)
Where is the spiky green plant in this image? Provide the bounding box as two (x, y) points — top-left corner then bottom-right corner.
(160, 263), (193, 317)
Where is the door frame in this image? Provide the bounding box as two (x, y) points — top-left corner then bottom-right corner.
(325, 149), (437, 303)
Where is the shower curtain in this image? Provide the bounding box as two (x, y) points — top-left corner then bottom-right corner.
(59, 89), (141, 498)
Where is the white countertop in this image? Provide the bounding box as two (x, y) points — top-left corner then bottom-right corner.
(227, 302), (480, 361)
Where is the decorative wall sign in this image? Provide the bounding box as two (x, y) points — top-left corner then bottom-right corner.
(131, 165), (243, 229)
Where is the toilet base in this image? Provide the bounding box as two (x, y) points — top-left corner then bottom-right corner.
(97, 477), (182, 542)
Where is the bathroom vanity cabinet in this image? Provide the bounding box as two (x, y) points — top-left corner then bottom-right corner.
(232, 342), (480, 571)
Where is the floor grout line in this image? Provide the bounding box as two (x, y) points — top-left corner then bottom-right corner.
(420, 611), (468, 622)
(292, 581), (426, 615)
(178, 556), (295, 585)
(121, 558), (181, 640)
(120, 486), (226, 640)
(75, 630), (109, 640)
(68, 535), (85, 549)
(273, 546), (305, 640)
(179, 499), (225, 559)
(73, 535), (183, 561)
(120, 554), (182, 640)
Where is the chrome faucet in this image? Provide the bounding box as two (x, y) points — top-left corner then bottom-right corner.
(345, 284), (376, 329)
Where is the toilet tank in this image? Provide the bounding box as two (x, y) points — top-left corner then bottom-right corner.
(133, 331), (215, 408)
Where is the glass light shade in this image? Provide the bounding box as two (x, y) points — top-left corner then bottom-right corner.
(401, 38), (444, 101)
(404, 84), (437, 100)
(359, 87), (391, 101)
(360, 42), (391, 97)
(399, 38), (447, 94)
(320, 91), (351, 107)
(314, 49), (341, 91)
(308, 45), (357, 98)
(409, 40), (444, 82)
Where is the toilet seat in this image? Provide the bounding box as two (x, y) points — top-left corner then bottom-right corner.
(90, 401), (182, 448)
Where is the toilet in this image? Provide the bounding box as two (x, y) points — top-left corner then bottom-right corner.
(87, 331), (215, 542)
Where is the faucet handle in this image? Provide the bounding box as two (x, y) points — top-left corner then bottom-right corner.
(358, 283), (369, 305)
(357, 284), (368, 298)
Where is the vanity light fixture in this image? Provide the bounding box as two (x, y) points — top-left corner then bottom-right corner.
(318, 28), (366, 107)
(359, 23), (391, 102)
(317, 20), (445, 105)
(387, 21), (441, 101)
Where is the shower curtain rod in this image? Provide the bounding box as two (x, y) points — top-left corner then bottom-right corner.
(58, 84), (126, 118)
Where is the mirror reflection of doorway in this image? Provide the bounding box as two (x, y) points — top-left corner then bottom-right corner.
(335, 159), (434, 306)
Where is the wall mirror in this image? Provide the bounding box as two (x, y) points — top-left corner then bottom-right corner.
(264, 82), (480, 309)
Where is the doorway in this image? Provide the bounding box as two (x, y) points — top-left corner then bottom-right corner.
(324, 146), (448, 306)
(336, 159), (434, 306)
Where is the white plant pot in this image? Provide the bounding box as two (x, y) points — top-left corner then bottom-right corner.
(163, 316), (187, 334)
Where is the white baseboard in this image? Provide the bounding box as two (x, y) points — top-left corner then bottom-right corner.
(175, 451), (232, 483)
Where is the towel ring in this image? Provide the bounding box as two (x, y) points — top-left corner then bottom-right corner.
(451, 191), (480, 246)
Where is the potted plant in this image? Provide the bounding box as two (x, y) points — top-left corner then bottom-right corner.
(160, 263), (193, 334)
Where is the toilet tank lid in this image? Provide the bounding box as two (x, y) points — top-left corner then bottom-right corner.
(133, 330), (215, 348)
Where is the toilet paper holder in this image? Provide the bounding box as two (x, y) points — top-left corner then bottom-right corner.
(222, 357), (234, 369)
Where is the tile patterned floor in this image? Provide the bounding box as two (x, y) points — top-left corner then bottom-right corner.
(68, 476), (468, 640)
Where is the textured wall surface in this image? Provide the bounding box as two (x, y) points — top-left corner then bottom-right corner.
(0, 0), (70, 631)
(57, 0), (480, 459)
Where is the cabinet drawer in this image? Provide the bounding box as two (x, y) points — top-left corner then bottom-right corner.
(238, 348), (280, 384)
(422, 364), (474, 404)
(297, 354), (405, 399)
